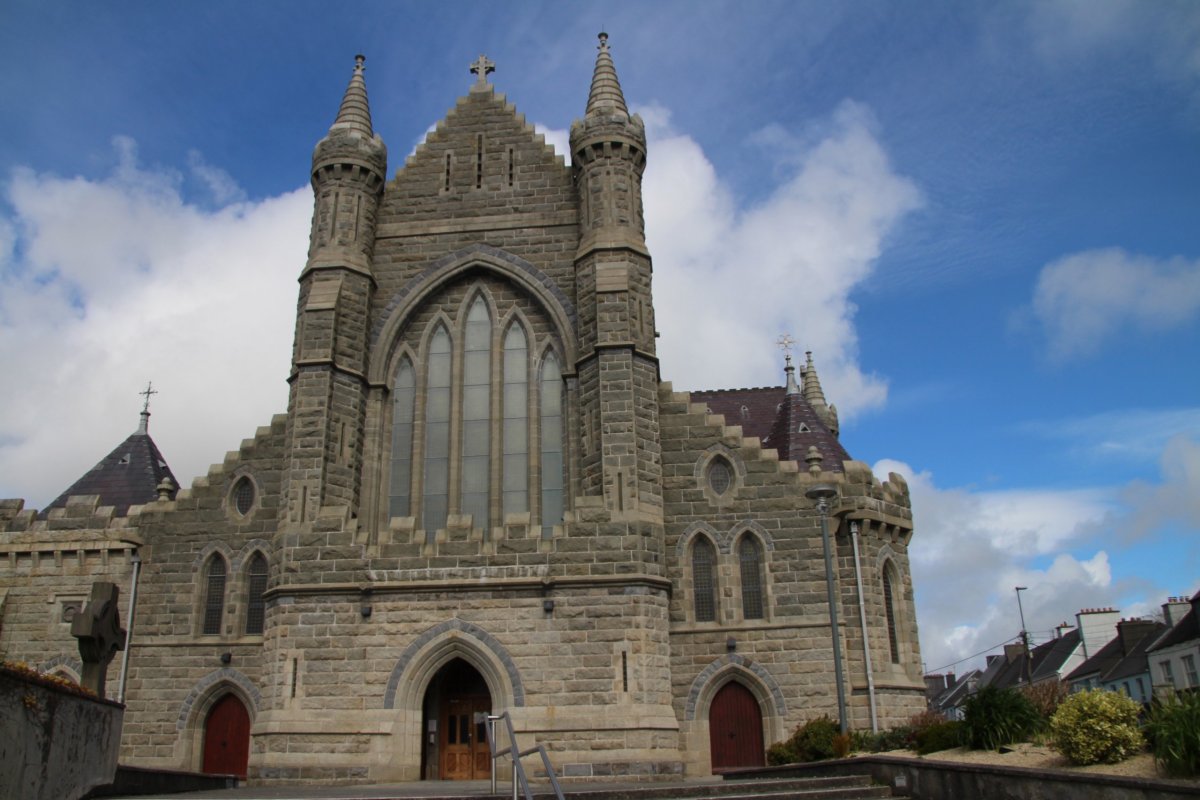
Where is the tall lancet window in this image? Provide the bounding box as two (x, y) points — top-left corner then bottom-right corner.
(422, 326), (452, 537)
(460, 298), (492, 529)
(739, 535), (764, 620)
(539, 352), (563, 537)
(502, 324), (529, 517)
(692, 537), (717, 622)
(389, 358), (415, 518)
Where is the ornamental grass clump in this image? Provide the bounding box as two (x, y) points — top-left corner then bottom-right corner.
(1049, 689), (1143, 766)
(1146, 690), (1200, 777)
(961, 686), (1042, 750)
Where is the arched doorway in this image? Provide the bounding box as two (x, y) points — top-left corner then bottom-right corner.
(709, 681), (764, 772)
(202, 694), (250, 778)
(421, 658), (493, 780)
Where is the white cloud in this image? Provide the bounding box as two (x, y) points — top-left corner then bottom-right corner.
(881, 440), (1200, 674)
(187, 150), (247, 205)
(643, 100), (922, 416)
(0, 138), (309, 507)
(1024, 247), (1200, 360)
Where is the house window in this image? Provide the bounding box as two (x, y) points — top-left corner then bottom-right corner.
(387, 283), (566, 537)
(692, 537), (717, 623)
(245, 553), (268, 635)
(1184, 655), (1198, 688)
(1161, 660), (1175, 686)
(738, 535), (764, 620)
(202, 556), (227, 635)
(883, 567), (900, 664)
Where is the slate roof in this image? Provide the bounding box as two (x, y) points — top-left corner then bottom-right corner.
(689, 385), (851, 471)
(1148, 591), (1200, 652)
(41, 413), (177, 517)
(990, 630), (1082, 689)
(1066, 621), (1166, 684)
(1105, 622), (1167, 683)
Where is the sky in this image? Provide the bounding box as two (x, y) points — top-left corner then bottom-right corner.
(1, 1), (1198, 679)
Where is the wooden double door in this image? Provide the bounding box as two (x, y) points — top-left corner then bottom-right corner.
(439, 692), (492, 779)
(202, 694), (250, 778)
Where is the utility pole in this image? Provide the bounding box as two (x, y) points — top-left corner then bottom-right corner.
(1015, 586), (1031, 684)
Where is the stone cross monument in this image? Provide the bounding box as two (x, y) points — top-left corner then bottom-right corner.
(70, 582), (127, 697)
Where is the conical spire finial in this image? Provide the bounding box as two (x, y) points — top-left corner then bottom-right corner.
(137, 381), (157, 435)
(586, 32), (629, 117)
(802, 351), (828, 408)
(329, 54), (374, 137)
(778, 334), (800, 395)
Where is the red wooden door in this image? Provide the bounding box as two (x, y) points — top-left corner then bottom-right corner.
(709, 681), (764, 772)
(202, 694), (250, 778)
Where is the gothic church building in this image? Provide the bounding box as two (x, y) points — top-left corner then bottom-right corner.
(0, 37), (924, 784)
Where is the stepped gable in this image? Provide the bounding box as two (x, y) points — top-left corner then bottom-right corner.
(690, 385), (851, 471)
(41, 410), (177, 517)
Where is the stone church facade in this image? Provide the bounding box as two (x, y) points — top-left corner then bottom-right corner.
(0, 37), (924, 785)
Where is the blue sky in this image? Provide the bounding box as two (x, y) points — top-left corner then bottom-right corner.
(1, 1), (1198, 677)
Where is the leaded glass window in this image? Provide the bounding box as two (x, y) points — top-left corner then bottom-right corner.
(460, 299), (492, 530)
(502, 324), (529, 518)
(708, 458), (732, 496)
(692, 538), (717, 622)
(539, 352), (563, 537)
(739, 536), (764, 620)
(422, 326), (452, 538)
(233, 477), (255, 515)
(202, 557), (226, 635)
(245, 553), (268, 635)
(389, 358), (415, 518)
(883, 567), (900, 663)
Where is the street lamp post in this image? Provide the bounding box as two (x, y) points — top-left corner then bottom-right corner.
(807, 484), (847, 734)
(1015, 586), (1031, 684)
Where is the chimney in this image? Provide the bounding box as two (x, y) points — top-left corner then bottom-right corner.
(1116, 618), (1158, 654)
(1055, 621), (1074, 639)
(946, 672), (956, 688)
(1004, 643), (1025, 664)
(1163, 596), (1191, 628)
(1075, 607), (1120, 660)
(986, 655), (999, 667)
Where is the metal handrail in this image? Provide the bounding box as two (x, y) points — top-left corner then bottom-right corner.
(481, 711), (564, 800)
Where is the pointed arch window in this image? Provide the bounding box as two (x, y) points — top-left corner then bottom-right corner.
(460, 298), (492, 528)
(692, 537), (717, 623)
(245, 553), (268, 635)
(389, 358), (416, 519)
(883, 566), (900, 664)
(422, 326), (452, 537)
(539, 352), (564, 537)
(388, 283), (566, 538)
(739, 536), (764, 620)
(502, 324), (529, 518)
(202, 556), (227, 635)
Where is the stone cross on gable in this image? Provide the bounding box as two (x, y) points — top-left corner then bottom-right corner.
(139, 381), (157, 414)
(470, 54), (495, 88)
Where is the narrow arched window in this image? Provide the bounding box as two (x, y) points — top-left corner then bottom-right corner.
(422, 325), (452, 538)
(202, 556), (227, 635)
(692, 538), (717, 622)
(502, 324), (529, 518)
(883, 567), (900, 664)
(539, 352), (563, 538)
(245, 553), (268, 635)
(739, 536), (764, 620)
(460, 298), (492, 530)
(389, 358), (416, 518)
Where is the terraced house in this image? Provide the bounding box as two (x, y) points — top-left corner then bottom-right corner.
(0, 36), (924, 785)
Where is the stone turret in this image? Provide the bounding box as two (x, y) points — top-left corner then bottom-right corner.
(569, 33), (660, 514)
(283, 56), (387, 524)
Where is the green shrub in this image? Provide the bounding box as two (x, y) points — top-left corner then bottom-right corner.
(1146, 691), (1200, 777)
(1049, 689), (1143, 766)
(914, 720), (963, 754)
(766, 716), (840, 764)
(962, 686), (1042, 750)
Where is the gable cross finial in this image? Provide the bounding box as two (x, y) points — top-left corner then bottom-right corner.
(470, 54), (495, 88)
(139, 381), (158, 414)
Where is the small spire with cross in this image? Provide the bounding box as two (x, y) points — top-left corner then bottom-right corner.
(137, 382), (157, 434)
(598, 31), (610, 52)
(469, 54), (495, 91)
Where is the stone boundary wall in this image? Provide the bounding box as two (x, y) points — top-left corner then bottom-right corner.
(734, 756), (1200, 800)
